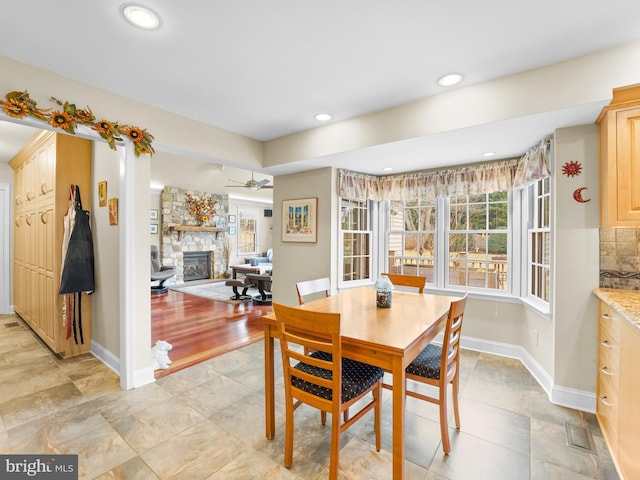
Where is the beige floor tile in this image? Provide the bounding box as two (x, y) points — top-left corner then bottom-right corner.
(0, 313), (619, 480)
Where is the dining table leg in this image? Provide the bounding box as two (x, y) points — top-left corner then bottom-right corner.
(391, 357), (406, 479)
(264, 324), (275, 439)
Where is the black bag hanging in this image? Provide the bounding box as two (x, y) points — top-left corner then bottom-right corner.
(59, 186), (95, 295)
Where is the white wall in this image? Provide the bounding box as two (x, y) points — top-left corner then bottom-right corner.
(0, 162), (13, 311)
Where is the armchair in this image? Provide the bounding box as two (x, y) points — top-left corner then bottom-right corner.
(151, 245), (176, 294)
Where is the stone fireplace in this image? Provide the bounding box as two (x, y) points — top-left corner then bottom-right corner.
(159, 186), (229, 284)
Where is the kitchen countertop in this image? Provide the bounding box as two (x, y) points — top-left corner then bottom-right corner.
(593, 288), (640, 328)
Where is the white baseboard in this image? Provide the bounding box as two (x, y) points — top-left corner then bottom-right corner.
(457, 334), (596, 413)
(90, 340), (120, 376)
(90, 340), (155, 390)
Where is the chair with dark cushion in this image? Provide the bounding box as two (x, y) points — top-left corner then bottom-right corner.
(246, 272), (272, 305)
(151, 245), (175, 294)
(405, 294), (468, 454)
(273, 302), (383, 479)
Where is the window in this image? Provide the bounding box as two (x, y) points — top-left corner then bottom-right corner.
(388, 199), (436, 284)
(340, 198), (372, 283)
(447, 192), (509, 291)
(238, 215), (258, 254)
(528, 177), (550, 303)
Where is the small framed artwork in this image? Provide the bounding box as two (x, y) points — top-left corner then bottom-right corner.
(98, 180), (107, 207)
(108, 198), (119, 226)
(282, 197), (318, 243)
(228, 225), (236, 235)
(150, 209), (158, 220)
(150, 224), (158, 234)
(228, 214), (236, 224)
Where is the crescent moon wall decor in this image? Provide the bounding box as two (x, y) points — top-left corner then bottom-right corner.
(573, 187), (591, 203)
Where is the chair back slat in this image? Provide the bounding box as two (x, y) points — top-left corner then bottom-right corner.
(296, 277), (332, 304)
(440, 295), (467, 381)
(381, 273), (426, 293)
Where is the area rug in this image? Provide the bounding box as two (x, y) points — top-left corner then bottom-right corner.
(170, 280), (258, 304)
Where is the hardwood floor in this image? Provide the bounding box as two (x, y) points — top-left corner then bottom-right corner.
(151, 289), (272, 379)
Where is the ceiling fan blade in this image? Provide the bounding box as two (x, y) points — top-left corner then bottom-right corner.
(226, 178), (246, 185)
(224, 185), (247, 188)
(256, 179), (270, 187)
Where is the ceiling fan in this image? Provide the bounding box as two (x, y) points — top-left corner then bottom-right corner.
(225, 171), (273, 190)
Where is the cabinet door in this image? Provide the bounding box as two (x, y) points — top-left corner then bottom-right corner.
(616, 107), (640, 223)
(37, 204), (56, 347)
(35, 137), (56, 202)
(619, 320), (640, 479)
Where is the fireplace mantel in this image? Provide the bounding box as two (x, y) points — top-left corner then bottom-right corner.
(169, 225), (226, 240)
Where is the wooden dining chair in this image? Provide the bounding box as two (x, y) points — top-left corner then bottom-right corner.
(405, 294), (468, 454)
(381, 273), (426, 293)
(296, 277), (331, 304)
(273, 302), (383, 479)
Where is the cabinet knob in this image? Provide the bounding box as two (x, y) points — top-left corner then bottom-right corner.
(15, 216), (22, 227)
(26, 191), (34, 201)
(40, 212), (47, 224)
(599, 395), (614, 407)
(600, 366), (614, 376)
(15, 195), (21, 206)
(25, 215), (32, 226)
(40, 183), (48, 195)
(600, 340), (616, 348)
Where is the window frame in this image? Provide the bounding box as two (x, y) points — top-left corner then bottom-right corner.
(338, 197), (377, 288)
(237, 208), (259, 256)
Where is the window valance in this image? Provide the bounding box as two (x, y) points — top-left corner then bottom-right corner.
(339, 136), (551, 201)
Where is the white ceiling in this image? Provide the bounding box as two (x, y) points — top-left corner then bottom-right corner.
(1, 0), (640, 180)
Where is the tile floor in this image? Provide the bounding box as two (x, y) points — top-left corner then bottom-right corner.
(0, 313), (619, 479)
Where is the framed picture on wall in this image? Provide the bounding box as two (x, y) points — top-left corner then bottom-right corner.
(228, 214), (236, 224)
(282, 197), (317, 243)
(228, 225), (236, 235)
(108, 198), (118, 226)
(98, 180), (107, 207)
(150, 209), (158, 220)
(150, 224), (158, 234)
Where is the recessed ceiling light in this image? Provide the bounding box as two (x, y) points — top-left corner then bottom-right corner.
(314, 113), (332, 122)
(437, 73), (463, 87)
(482, 151), (496, 157)
(123, 5), (160, 30)
(383, 167), (393, 171)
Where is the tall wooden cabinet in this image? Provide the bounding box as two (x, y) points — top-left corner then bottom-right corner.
(597, 83), (640, 227)
(10, 130), (92, 358)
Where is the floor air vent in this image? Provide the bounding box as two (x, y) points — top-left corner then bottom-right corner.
(564, 422), (596, 454)
(3, 322), (19, 328)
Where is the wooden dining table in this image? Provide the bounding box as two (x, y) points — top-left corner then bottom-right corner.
(262, 286), (458, 480)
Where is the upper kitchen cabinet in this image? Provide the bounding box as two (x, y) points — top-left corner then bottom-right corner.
(597, 83), (640, 227)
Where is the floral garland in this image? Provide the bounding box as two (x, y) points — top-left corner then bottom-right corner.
(185, 194), (217, 223)
(0, 90), (154, 157)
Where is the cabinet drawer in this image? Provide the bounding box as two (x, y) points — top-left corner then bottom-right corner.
(600, 309), (620, 343)
(598, 338), (620, 378)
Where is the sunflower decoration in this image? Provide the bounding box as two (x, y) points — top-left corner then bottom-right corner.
(93, 119), (123, 150)
(2, 89), (155, 157)
(0, 90), (49, 121)
(48, 97), (96, 135)
(118, 124), (155, 157)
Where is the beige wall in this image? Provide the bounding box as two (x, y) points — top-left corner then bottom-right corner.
(91, 142), (121, 355)
(552, 124), (600, 391)
(272, 168), (335, 305)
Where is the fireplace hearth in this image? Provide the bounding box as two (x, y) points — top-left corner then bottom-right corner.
(183, 251), (212, 282)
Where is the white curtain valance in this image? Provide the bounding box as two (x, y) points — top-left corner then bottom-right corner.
(339, 136), (551, 202)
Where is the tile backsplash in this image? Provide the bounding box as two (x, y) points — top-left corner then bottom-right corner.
(600, 227), (640, 290)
